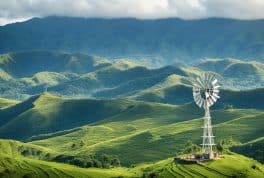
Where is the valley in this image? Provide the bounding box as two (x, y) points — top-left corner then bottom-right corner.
(0, 16), (263, 178)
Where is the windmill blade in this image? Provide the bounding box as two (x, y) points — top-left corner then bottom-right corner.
(213, 89), (220, 94)
(193, 88), (200, 93)
(213, 85), (220, 89)
(193, 92), (200, 97)
(193, 83), (201, 89)
(193, 88), (200, 96)
(195, 96), (203, 108)
(196, 76), (204, 88)
(212, 79), (218, 85)
(204, 74), (210, 87)
(210, 95), (217, 102)
(194, 96), (199, 104)
(198, 98), (204, 108)
(207, 97), (214, 106)
(194, 95), (202, 103)
(208, 73), (214, 83)
(212, 93), (220, 99)
(202, 74), (209, 87)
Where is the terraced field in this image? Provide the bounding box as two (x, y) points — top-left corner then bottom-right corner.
(0, 146), (263, 178)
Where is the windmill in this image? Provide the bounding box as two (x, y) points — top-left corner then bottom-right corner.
(193, 73), (220, 159)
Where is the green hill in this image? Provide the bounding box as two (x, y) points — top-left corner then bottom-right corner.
(21, 72), (78, 87)
(0, 93), (137, 140)
(93, 68), (189, 98)
(0, 140), (264, 178)
(231, 137), (264, 164)
(0, 51), (112, 99)
(197, 58), (264, 89)
(141, 154), (264, 178)
(29, 97), (263, 166)
(0, 98), (18, 109)
(0, 140), (136, 178)
(0, 139), (263, 178)
(0, 51), (110, 78)
(133, 83), (264, 109)
(0, 52), (263, 99)
(50, 62), (188, 97)
(0, 92), (263, 166)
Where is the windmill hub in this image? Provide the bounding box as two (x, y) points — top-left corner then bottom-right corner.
(193, 73), (220, 160)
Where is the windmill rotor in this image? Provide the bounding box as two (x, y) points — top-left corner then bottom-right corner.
(193, 73), (220, 109)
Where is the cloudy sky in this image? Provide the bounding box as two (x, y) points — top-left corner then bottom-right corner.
(0, 0), (264, 25)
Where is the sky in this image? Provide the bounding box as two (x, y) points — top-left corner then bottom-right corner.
(0, 0), (264, 25)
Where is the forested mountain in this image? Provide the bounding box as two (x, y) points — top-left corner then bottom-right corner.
(1, 17), (264, 65)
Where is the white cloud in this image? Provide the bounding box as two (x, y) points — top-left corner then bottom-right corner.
(0, 0), (264, 25)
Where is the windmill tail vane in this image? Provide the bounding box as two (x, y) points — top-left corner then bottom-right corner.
(192, 73), (220, 159)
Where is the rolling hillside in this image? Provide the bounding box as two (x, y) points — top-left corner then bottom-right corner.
(1, 92), (253, 166)
(0, 51), (263, 100)
(133, 83), (264, 109)
(0, 93), (138, 140)
(31, 107), (263, 166)
(231, 137), (264, 164)
(0, 98), (18, 109)
(0, 51), (110, 77)
(197, 58), (264, 89)
(0, 139), (263, 178)
(0, 140), (136, 178)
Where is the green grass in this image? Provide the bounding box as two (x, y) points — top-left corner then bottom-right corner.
(0, 51), (111, 78)
(197, 58), (264, 89)
(0, 92), (263, 166)
(0, 154), (136, 178)
(0, 98), (18, 109)
(0, 93), (138, 140)
(0, 140), (263, 178)
(30, 99), (264, 166)
(139, 154), (264, 178)
(231, 137), (264, 163)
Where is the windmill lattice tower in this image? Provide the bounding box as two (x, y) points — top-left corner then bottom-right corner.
(193, 73), (220, 159)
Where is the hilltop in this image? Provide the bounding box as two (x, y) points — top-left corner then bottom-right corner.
(0, 51), (263, 99)
(197, 58), (264, 89)
(0, 51), (110, 77)
(0, 93), (138, 140)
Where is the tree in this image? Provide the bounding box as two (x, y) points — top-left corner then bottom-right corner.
(183, 140), (201, 154)
(111, 158), (121, 167)
(224, 104), (234, 110)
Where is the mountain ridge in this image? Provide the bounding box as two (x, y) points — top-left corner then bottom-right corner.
(1, 16), (264, 65)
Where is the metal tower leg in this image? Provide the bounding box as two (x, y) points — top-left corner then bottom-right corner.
(202, 105), (215, 159)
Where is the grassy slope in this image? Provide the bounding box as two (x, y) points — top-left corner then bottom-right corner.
(0, 139), (137, 178)
(0, 51), (110, 78)
(197, 58), (264, 77)
(0, 98), (18, 109)
(0, 150), (263, 178)
(231, 137), (264, 164)
(197, 58), (264, 89)
(0, 93), (137, 140)
(50, 61), (188, 97)
(0, 51), (111, 99)
(0, 139), (263, 178)
(140, 154), (264, 178)
(0, 92), (263, 165)
(133, 82), (264, 109)
(31, 100), (264, 166)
